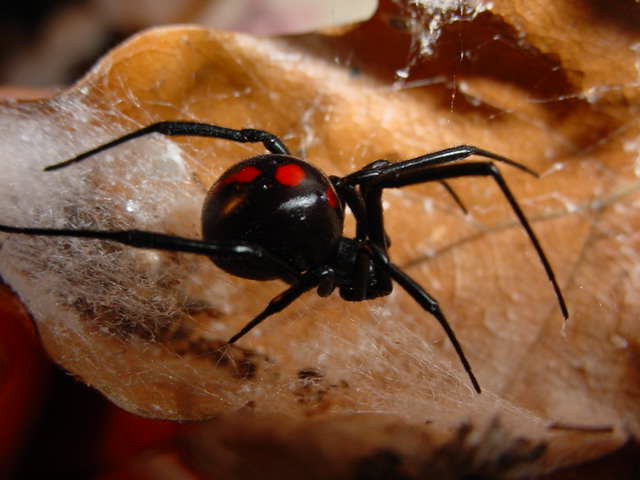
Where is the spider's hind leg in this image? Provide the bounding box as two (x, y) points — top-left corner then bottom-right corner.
(44, 121), (290, 171)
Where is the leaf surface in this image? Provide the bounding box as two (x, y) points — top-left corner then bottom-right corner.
(1, 0), (639, 475)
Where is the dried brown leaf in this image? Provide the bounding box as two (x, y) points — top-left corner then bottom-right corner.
(1, 0), (639, 475)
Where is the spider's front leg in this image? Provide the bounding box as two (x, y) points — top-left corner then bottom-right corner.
(341, 145), (538, 185)
(351, 158), (567, 319)
(368, 244), (482, 393)
(334, 166), (481, 391)
(331, 172), (393, 301)
(364, 179), (484, 392)
(336, 148), (568, 393)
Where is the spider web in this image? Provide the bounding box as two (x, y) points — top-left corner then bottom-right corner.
(0, 2), (639, 462)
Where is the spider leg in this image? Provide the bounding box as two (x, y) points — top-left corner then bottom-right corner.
(227, 267), (333, 344)
(331, 177), (389, 300)
(357, 161), (569, 320)
(352, 180), (397, 299)
(331, 176), (368, 238)
(341, 145), (538, 185)
(45, 121), (289, 171)
(0, 224), (300, 284)
(368, 243), (481, 393)
(439, 180), (468, 215)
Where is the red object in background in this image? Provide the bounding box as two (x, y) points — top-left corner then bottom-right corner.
(0, 284), (183, 479)
(97, 407), (185, 479)
(0, 283), (50, 477)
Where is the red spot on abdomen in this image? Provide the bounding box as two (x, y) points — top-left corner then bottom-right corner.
(224, 166), (261, 184)
(326, 187), (338, 208)
(275, 163), (305, 186)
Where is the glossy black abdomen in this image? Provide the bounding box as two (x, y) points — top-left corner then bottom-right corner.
(201, 154), (344, 281)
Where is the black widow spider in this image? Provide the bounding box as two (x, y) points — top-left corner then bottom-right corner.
(0, 121), (568, 393)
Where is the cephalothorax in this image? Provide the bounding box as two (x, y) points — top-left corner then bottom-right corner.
(0, 121), (569, 393)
